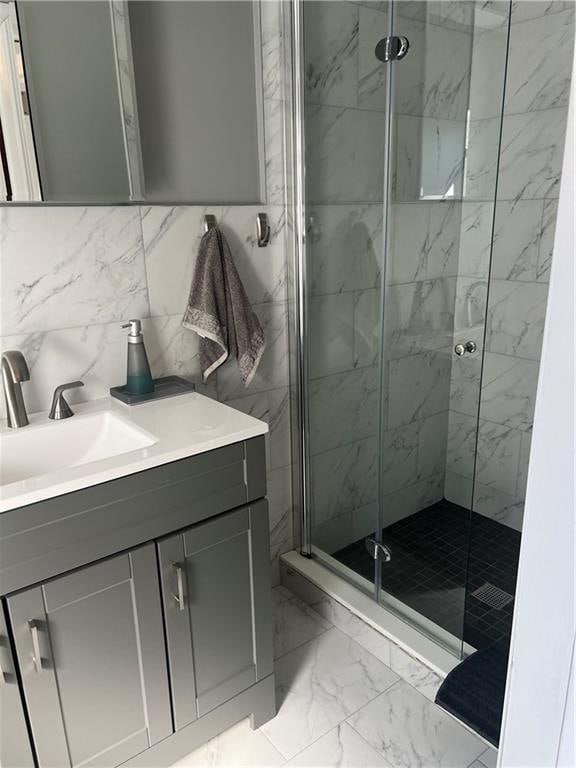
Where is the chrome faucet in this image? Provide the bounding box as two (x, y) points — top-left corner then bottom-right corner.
(2, 350), (30, 428)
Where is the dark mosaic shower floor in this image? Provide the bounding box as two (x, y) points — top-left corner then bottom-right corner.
(333, 499), (521, 651)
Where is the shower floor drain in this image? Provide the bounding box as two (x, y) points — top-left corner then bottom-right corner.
(470, 582), (514, 610)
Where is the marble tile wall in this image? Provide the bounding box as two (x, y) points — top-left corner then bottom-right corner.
(445, 2), (575, 531)
(0, 1), (293, 583)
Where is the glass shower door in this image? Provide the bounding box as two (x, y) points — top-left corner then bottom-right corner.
(302, 0), (389, 595)
(375, 0), (511, 654)
(300, 0), (511, 657)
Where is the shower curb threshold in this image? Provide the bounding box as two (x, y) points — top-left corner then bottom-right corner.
(280, 550), (463, 678)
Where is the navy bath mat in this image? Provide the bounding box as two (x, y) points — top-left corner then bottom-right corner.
(435, 645), (509, 747)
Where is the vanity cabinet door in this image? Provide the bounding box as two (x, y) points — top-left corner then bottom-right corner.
(158, 500), (273, 729)
(0, 606), (35, 767)
(7, 544), (172, 768)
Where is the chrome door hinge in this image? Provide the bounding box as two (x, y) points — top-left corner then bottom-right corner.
(375, 36), (410, 63)
(365, 539), (392, 562)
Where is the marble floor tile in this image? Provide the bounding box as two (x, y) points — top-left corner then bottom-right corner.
(348, 680), (486, 767)
(261, 627), (399, 760)
(478, 746), (498, 768)
(287, 722), (390, 767)
(273, 586), (332, 660)
(174, 717), (284, 768)
(298, 592), (444, 703)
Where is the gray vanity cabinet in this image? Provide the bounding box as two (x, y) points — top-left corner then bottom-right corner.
(0, 608), (35, 767)
(158, 500), (273, 730)
(7, 544), (172, 768)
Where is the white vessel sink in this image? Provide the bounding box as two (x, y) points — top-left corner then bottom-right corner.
(0, 410), (157, 486)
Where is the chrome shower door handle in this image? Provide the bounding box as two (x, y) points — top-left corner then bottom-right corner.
(29, 621), (42, 674)
(454, 340), (477, 356)
(172, 564), (185, 611)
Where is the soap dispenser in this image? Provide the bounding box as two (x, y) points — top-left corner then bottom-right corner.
(122, 319), (154, 395)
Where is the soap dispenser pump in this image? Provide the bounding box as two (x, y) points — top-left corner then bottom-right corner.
(122, 319), (154, 395)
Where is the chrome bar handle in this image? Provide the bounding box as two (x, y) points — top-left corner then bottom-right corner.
(172, 564), (185, 611)
(29, 621), (42, 674)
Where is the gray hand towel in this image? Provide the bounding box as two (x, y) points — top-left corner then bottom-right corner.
(182, 227), (265, 385)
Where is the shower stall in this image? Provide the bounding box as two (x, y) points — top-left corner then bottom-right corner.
(287, 0), (537, 662)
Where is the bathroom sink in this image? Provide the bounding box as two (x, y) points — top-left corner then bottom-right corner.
(0, 410), (157, 486)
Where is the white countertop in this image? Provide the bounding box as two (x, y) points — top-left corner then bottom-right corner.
(0, 393), (268, 513)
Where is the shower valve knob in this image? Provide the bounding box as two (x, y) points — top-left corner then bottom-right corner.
(455, 341), (477, 356)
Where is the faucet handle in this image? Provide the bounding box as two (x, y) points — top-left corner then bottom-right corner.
(49, 381), (84, 420)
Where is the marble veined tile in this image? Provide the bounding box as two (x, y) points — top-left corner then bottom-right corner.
(497, 108), (569, 201)
(261, 0), (283, 102)
(309, 366), (379, 455)
(309, 204), (382, 295)
(465, 117), (501, 201)
(479, 352), (540, 431)
(468, 25), (508, 120)
(485, 280), (549, 360)
(0, 314), (204, 419)
(267, 465), (294, 586)
(223, 386), (290, 472)
(287, 722), (390, 767)
(358, 6), (389, 111)
(537, 198), (559, 282)
(449, 352), (483, 418)
(0, 206), (148, 336)
(385, 278), (456, 359)
(261, 627), (399, 760)
(420, 118), (466, 200)
(354, 289), (381, 368)
(417, 411), (449, 481)
(388, 203), (430, 284)
(174, 717), (284, 768)
(446, 411), (478, 479)
(282, 570), (444, 701)
(311, 437), (378, 526)
(382, 421), (420, 494)
(473, 481), (524, 531)
(491, 200), (543, 281)
(141, 206), (209, 317)
(306, 105), (386, 204)
(510, 0), (573, 24)
(475, 419), (522, 497)
(304, 1), (359, 108)
(309, 293), (355, 379)
(143, 314), (201, 380)
(348, 680), (486, 767)
(505, 7), (575, 114)
(265, 98), (286, 207)
(478, 746), (498, 768)
(387, 350), (451, 428)
(272, 586), (331, 659)
(421, 23), (472, 120)
(458, 203), (493, 279)
(142, 205), (287, 316)
(388, 202), (460, 284)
